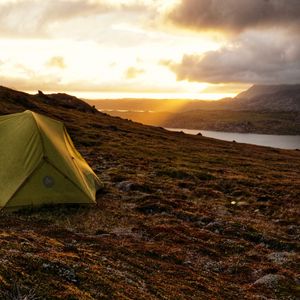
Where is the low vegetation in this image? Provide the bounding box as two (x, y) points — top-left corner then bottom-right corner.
(0, 86), (299, 299)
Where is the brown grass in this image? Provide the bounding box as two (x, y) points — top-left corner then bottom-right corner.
(0, 86), (299, 299)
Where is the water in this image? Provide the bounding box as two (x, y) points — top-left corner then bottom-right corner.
(166, 128), (300, 150)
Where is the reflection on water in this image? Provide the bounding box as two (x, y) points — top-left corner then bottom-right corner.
(166, 128), (300, 150)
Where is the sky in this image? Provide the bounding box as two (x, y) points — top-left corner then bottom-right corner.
(0, 0), (299, 100)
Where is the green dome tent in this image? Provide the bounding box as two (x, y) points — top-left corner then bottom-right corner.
(0, 110), (101, 210)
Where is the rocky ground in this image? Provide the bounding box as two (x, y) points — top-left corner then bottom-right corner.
(0, 86), (299, 299)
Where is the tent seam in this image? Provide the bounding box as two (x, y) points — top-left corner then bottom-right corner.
(63, 126), (95, 199)
(46, 160), (95, 202)
(30, 111), (46, 158)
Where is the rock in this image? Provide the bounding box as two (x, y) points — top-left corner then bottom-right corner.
(107, 125), (118, 131)
(257, 196), (272, 202)
(253, 274), (286, 289)
(136, 203), (169, 215)
(267, 252), (294, 265)
(116, 181), (135, 192)
(205, 221), (226, 233)
(287, 225), (299, 235)
(42, 262), (78, 283)
(203, 260), (223, 273)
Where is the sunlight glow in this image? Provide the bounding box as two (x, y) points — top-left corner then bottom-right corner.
(0, 0), (241, 100)
(62, 92), (236, 100)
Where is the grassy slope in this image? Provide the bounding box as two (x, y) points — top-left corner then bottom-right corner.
(0, 87), (299, 299)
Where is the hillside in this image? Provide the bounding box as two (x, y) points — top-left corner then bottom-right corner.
(86, 85), (300, 134)
(0, 86), (299, 299)
(236, 84), (300, 99)
(233, 85), (300, 112)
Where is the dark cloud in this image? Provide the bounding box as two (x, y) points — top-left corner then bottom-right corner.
(165, 31), (300, 84)
(166, 0), (300, 84)
(169, 0), (300, 33)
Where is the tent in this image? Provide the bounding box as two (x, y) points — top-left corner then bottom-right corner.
(0, 110), (101, 210)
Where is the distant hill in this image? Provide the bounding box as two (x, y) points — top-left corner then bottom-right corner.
(84, 85), (300, 134)
(236, 84), (300, 100)
(85, 84), (300, 113)
(231, 84), (300, 111)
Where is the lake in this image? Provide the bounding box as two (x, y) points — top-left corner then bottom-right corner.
(166, 128), (300, 150)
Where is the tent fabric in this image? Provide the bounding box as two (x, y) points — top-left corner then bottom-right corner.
(0, 110), (101, 210)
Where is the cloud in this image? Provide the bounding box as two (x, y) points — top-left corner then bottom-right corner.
(0, 0), (105, 37)
(0, 67), (179, 94)
(0, 0), (150, 38)
(168, 0), (300, 33)
(46, 56), (66, 69)
(165, 31), (300, 84)
(202, 83), (250, 94)
(125, 67), (144, 79)
(165, 1), (300, 85)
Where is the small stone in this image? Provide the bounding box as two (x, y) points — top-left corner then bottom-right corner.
(195, 220), (206, 227)
(203, 261), (222, 273)
(116, 181), (134, 192)
(267, 252), (294, 265)
(42, 263), (50, 269)
(253, 274), (286, 289)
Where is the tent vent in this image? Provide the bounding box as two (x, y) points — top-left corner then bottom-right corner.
(43, 176), (55, 188)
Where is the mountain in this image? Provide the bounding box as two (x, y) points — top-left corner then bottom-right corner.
(236, 84), (300, 100)
(0, 86), (299, 300)
(232, 84), (300, 111)
(85, 84), (300, 112)
(86, 85), (300, 134)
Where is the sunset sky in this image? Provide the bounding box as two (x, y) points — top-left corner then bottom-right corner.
(0, 0), (299, 100)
